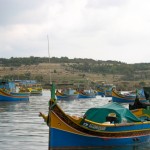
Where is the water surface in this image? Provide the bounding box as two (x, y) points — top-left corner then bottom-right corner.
(0, 91), (149, 150)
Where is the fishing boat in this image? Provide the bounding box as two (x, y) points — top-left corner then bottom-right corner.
(55, 89), (78, 100)
(17, 80), (43, 96)
(112, 89), (147, 103)
(78, 89), (96, 98)
(40, 83), (150, 149)
(28, 87), (43, 96)
(129, 95), (150, 122)
(96, 83), (115, 97)
(96, 87), (105, 97)
(19, 86), (30, 92)
(0, 89), (29, 102)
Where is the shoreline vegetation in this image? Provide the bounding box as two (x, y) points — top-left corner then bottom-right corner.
(0, 57), (150, 90)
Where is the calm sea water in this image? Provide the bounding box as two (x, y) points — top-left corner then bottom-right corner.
(0, 90), (149, 150)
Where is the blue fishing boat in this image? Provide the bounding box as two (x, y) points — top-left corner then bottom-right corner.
(0, 89), (29, 102)
(78, 90), (96, 98)
(96, 83), (115, 97)
(96, 88), (105, 97)
(56, 89), (78, 100)
(112, 89), (147, 103)
(40, 83), (150, 149)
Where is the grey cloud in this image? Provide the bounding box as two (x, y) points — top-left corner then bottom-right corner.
(86, 0), (129, 8)
(0, 0), (46, 25)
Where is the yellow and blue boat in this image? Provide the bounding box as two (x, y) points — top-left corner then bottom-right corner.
(40, 83), (150, 149)
(28, 87), (43, 96)
(96, 87), (105, 97)
(96, 84), (115, 97)
(0, 89), (29, 102)
(55, 89), (78, 100)
(78, 90), (96, 99)
(112, 89), (147, 103)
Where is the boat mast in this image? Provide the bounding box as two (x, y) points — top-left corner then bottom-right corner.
(47, 35), (52, 84)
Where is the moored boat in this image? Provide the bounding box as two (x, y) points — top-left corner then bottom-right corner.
(28, 87), (43, 96)
(56, 89), (78, 100)
(0, 89), (29, 102)
(96, 88), (105, 97)
(40, 83), (150, 149)
(96, 83), (115, 97)
(78, 90), (96, 99)
(17, 81), (43, 96)
(112, 89), (147, 103)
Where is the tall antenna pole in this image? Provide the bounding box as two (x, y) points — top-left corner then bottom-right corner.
(47, 35), (51, 84)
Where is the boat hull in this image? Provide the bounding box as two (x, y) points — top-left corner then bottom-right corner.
(56, 94), (78, 100)
(0, 94), (29, 101)
(78, 93), (96, 99)
(49, 128), (150, 149)
(48, 104), (150, 149)
(112, 90), (147, 103)
(0, 89), (29, 102)
(30, 91), (42, 96)
(96, 91), (105, 97)
(10, 92), (30, 97)
(56, 90), (78, 100)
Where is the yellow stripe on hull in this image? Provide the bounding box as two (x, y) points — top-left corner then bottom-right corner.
(51, 112), (88, 135)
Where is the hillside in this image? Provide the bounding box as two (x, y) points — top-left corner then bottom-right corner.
(0, 62), (150, 90)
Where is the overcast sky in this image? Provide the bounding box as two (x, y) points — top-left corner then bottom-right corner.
(0, 0), (150, 64)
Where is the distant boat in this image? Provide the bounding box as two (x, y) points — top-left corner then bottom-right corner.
(16, 80), (43, 96)
(28, 86), (43, 96)
(112, 89), (147, 103)
(96, 83), (115, 97)
(78, 89), (96, 99)
(96, 88), (105, 97)
(0, 89), (29, 102)
(56, 89), (78, 100)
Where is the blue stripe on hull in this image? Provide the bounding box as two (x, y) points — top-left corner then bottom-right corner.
(49, 128), (150, 148)
(56, 95), (78, 100)
(78, 95), (96, 99)
(105, 124), (150, 132)
(0, 95), (29, 101)
(112, 97), (147, 103)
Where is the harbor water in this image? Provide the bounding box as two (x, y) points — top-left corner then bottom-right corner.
(0, 90), (149, 150)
